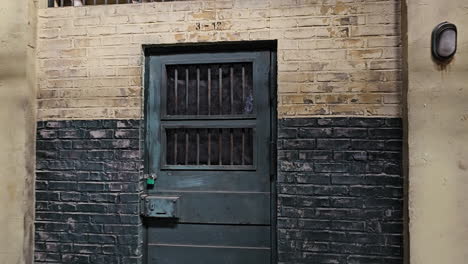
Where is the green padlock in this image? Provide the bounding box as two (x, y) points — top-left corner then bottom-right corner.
(146, 177), (155, 185)
(146, 173), (156, 186)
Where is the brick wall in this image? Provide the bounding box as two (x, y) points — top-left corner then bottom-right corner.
(35, 117), (404, 263)
(37, 0), (401, 120)
(277, 117), (403, 263)
(35, 1), (404, 263)
(35, 120), (143, 263)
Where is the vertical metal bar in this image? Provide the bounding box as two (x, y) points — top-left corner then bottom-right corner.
(175, 68), (178, 115)
(230, 66), (234, 115)
(185, 68), (189, 115)
(218, 128), (222, 165)
(219, 67), (222, 115)
(196, 130), (200, 165)
(116, 0), (119, 4)
(61, 0), (64, 7)
(174, 131), (178, 165)
(242, 128), (245, 165)
(105, 0), (108, 5)
(208, 68), (211, 115)
(94, 0), (96, 5)
(196, 68), (200, 116)
(230, 129), (234, 165)
(185, 129), (189, 165)
(208, 129), (211, 165)
(83, 0), (86, 5)
(242, 66), (245, 113)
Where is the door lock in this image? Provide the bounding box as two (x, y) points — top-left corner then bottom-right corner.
(145, 173), (158, 186)
(141, 196), (179, 218)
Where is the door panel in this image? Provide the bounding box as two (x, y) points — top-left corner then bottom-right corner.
(149, 172), (269, 192)
(145, 51), (272, 264)
(148, 245), (270, 264)
(151, 191), (270, 224)
(148, 224), (270, 247)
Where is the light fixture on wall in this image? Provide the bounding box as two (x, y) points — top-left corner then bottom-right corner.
(432, 22), (457, 62)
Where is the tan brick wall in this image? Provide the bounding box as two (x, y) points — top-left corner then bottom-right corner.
(37, 0), (402, 120)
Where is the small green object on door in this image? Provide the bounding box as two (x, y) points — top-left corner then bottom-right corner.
(147, 177), (155, 186)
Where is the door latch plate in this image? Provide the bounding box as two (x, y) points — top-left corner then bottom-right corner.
(141, 196), (179, 218)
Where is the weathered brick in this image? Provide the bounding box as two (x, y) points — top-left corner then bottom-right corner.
(277, 117), (403, 261)
(317, 139), (351, 150)
(333, 128), (368, 138)
(39, 1), (400, 119)
(282, 139), (316, 150)
(348, 49), (383, 59)
(369, 128), (403, 139)
(298, 128), (332, 138)
(35, 120), (143, 263)
(317, 72), (349, 82)
(280, 161), (314, 172)
(36, 0), (403, 260)
(351, 25), (399, 37)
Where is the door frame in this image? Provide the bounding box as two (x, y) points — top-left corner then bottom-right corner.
(143, 41), (278, 264)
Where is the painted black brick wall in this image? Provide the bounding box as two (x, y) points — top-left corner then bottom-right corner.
(35, 117), (403, 264)
(35, 120), (143, 264)
(277, 117), (404, 264)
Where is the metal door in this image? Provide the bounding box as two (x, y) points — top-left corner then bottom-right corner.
(144, 51), (273, 264)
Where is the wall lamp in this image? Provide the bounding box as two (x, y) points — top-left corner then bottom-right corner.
(432, 22), (457, 62)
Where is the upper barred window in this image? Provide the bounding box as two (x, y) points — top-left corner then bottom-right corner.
(165, 63), (254, 117)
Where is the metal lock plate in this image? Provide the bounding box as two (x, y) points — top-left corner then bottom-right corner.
(142, 196), (179, 218)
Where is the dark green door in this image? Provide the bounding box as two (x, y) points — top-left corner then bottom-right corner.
(145, 51), (273, 264)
